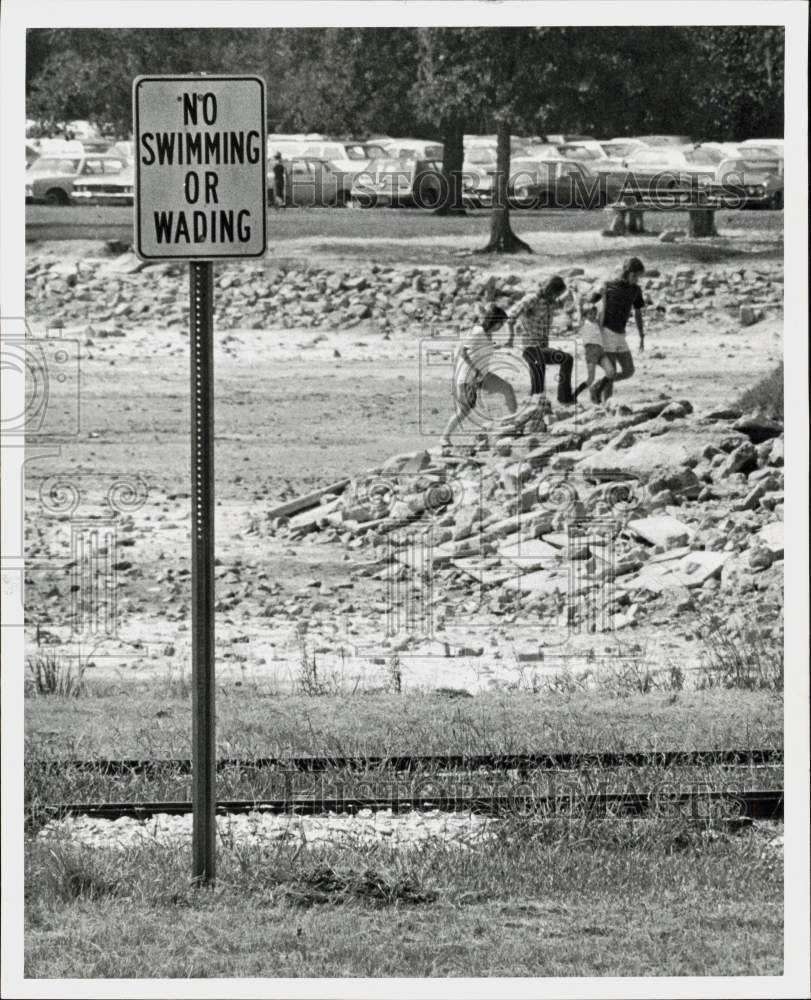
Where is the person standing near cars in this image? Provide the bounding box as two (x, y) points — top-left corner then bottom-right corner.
(271, 152), (286, 210)
(589, 257), (646, 403)
(505, 275), (576, 406)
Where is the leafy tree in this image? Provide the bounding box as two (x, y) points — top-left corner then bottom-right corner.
(695, 27), (784, 139)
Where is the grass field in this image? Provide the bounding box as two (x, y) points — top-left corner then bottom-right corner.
(26, 688), (782, 759)
(25, 203), (785, 247)
(26, 815), (782, 978)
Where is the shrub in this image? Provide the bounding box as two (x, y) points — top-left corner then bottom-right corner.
(737, 362), (783, 420)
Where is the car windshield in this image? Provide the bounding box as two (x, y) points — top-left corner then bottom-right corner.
(30, 158), (80, 173)
(467, 149), (496, 164)
(364, 144), (387, 159)
(724, 160), (775, 173)
(686, 148), (724, 164)
(601, 143), (635, 157)
(373, 159), (408, 171)
(561, 146), (600, 160)
(737, 147), (779, 160)
(511, 160), (555, 178)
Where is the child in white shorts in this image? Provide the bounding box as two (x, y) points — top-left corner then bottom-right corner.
(574, 315), (616, 403)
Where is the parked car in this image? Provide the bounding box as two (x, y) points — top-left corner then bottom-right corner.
(556, 141), (626, 175)
(378, 138), (444, 162)
(350, 157), (443, 208)
(598, 139), (649, 161)
(25, 152), (129, 204)
(112, 140), (135, 161)
(616, 145), (724, 192)
(461, 146), (497, 207)
(267, 157), (342, 207)
(80, 138), (115, 154)
(464, 134), (534, 154)
(713, 157), (783, 209)
(299, 141), (388, 204)
(700, 142), (783, 176)
(543, 133), (595, 144)
(739, 140), (784, 173)
(267, 137), (316, 162)
(71, 165), (135, 205)
(741, 138), (783, 154)
(509, 157), (620, 209)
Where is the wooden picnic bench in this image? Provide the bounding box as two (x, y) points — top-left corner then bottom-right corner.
(604, 187), (743, 238)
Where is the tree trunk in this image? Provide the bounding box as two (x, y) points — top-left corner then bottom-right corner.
(434, 117), (467, 216)
(477, 117), (532, 254)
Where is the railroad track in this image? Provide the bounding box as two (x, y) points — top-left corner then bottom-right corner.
(31, 748), (783, 776)
(35, 788), (784, 822)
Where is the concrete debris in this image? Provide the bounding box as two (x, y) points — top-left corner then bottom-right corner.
(26, 257), (784, 335)
(261, 390), (782, 642)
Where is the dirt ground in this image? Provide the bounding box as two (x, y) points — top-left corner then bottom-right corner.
(23, 214), (783, 691)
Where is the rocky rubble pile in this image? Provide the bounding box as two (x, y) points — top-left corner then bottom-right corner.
(267, 397), (784, 649)
(26, 251), (783, 336)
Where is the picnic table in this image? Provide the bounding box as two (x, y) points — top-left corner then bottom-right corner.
(604, 186), (744, 238)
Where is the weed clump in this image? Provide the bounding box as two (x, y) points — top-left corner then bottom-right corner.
(26, 654), (85, 697)
(737, 362), (783, 420)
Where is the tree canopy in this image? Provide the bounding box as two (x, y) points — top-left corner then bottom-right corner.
(26, 26), (784, 141)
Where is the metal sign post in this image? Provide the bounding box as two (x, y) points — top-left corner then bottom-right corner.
(133, 75), (267, 885)
(190, 260), (216, 882)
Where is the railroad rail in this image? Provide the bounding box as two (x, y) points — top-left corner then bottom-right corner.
(36, 788), (783, 822)
(31, 748), (783, 776)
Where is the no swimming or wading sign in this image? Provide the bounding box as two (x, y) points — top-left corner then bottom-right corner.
(131, 74), (268, 884)
(133, 75), (267, 259)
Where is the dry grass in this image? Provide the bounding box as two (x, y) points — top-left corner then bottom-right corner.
(25, 687), (783, 761)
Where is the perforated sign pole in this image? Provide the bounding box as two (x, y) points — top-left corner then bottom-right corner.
(133, 74), (267, 886)
(190, 260), (216, 884)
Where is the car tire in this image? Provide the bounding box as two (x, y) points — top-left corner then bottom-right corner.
(44, 188), (69, 206)
(769, 190), (783, 210)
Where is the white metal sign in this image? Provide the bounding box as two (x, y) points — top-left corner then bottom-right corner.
(133, 75), (267, 260)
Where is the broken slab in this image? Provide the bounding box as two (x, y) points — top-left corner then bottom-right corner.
(577, 427), (748, 477)
(268, 479), (350, 520)
(287, 496), (344, 531)
(501, 570), (569, 595)
(673, 550), (730, 588)
(619, 550), (729, 592)
(756, 521), (784, 559)
(627, 515), (694, 549)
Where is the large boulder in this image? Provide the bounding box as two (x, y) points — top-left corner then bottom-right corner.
(647, 466), (702, 500)
(733, 415), (783, 444)
(717, 442), (759, 478)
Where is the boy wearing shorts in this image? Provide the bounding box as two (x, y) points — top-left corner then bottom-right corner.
(589, 256), (646, 403)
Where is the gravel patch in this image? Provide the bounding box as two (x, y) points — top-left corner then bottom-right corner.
(38, 808), (500, 851)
